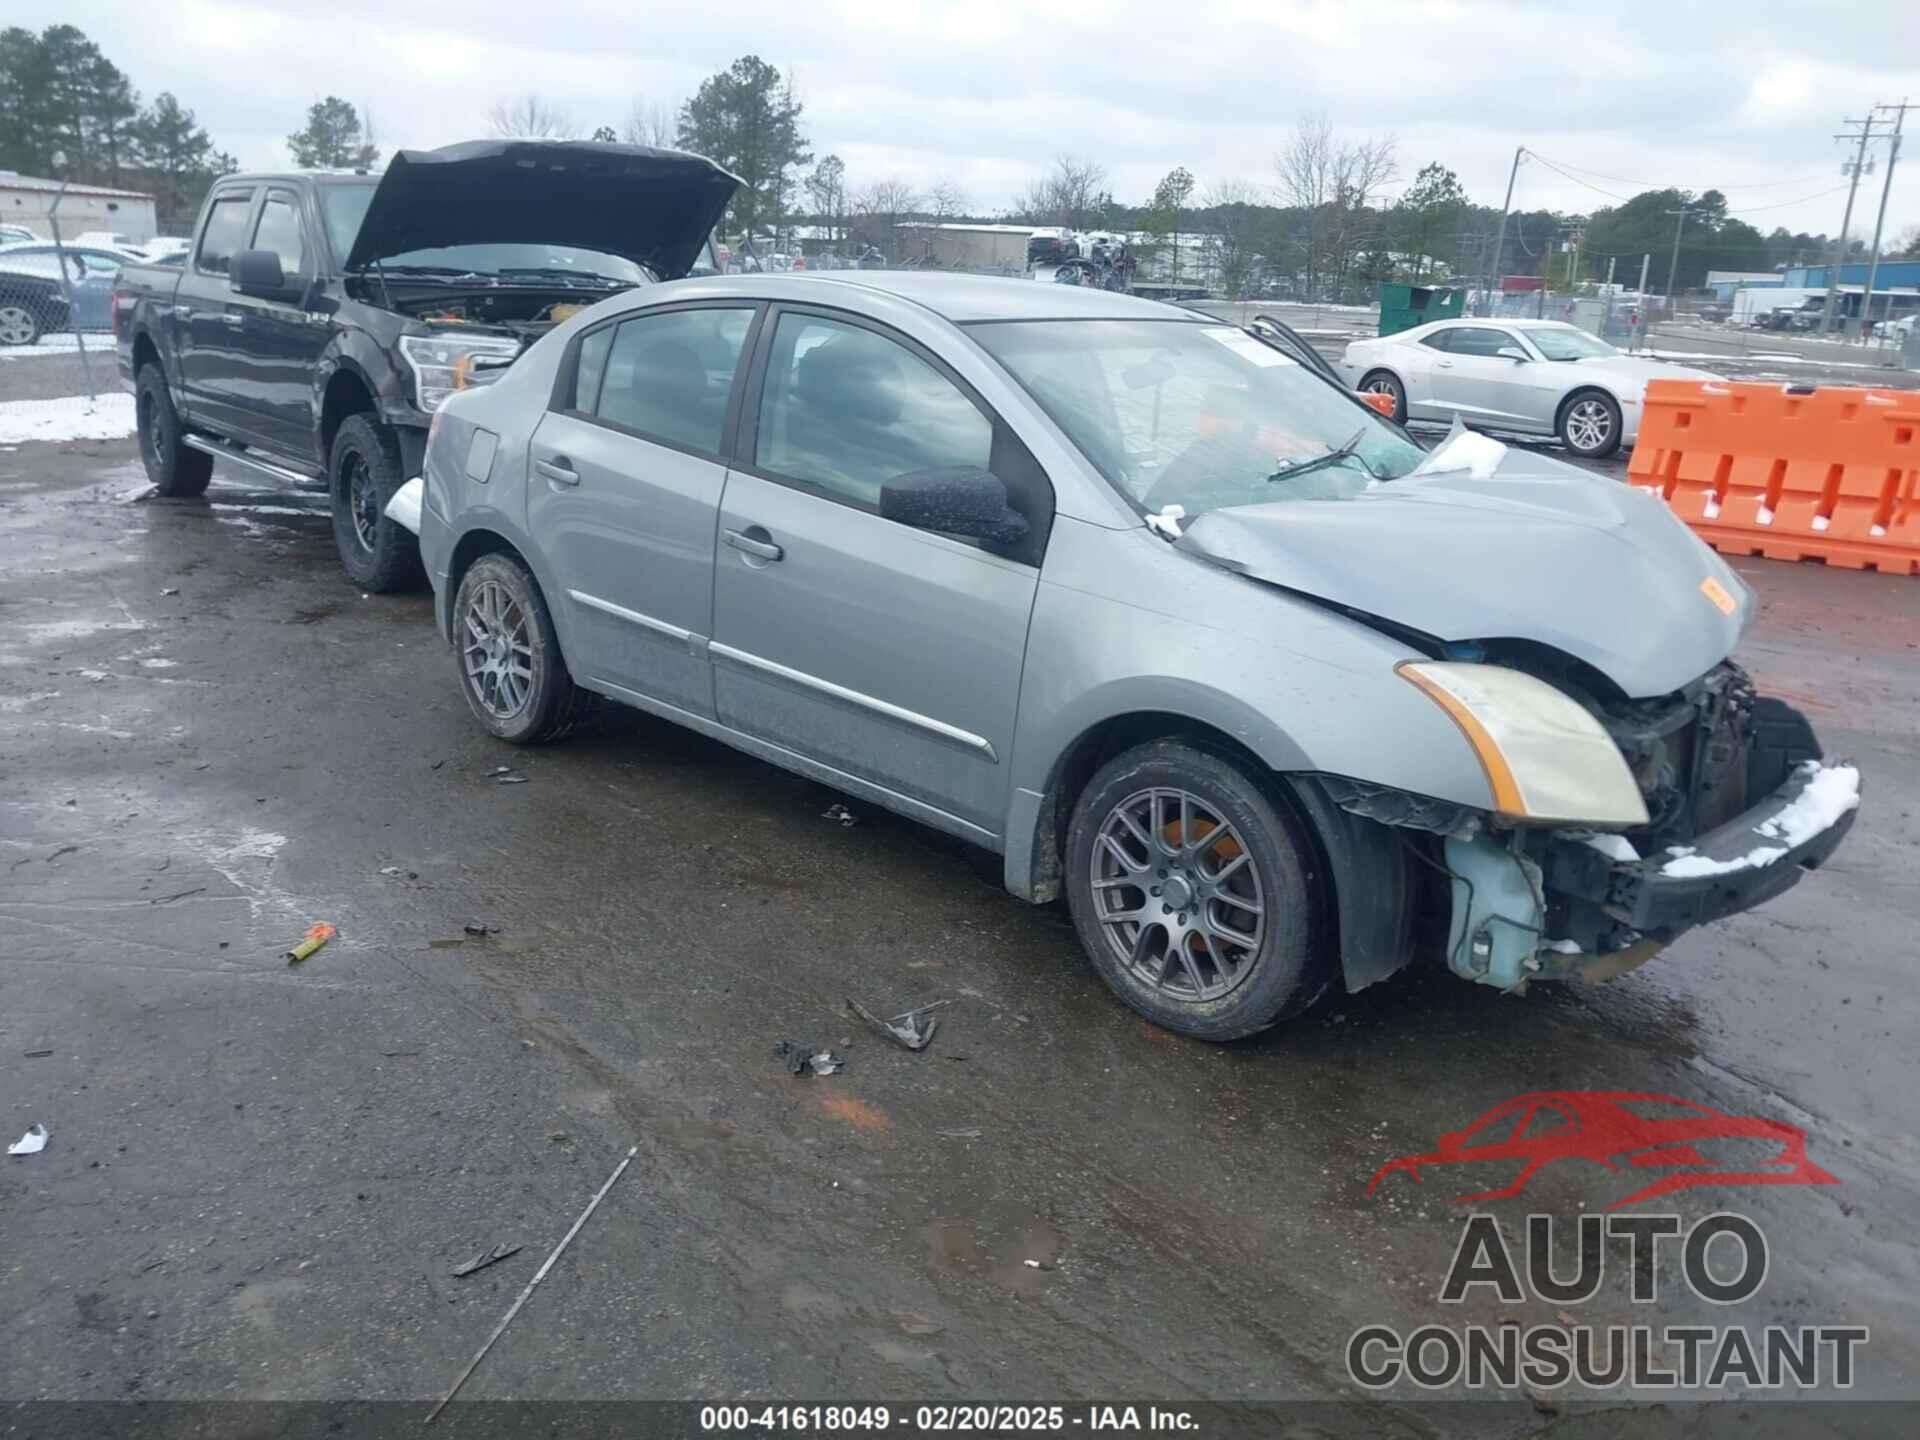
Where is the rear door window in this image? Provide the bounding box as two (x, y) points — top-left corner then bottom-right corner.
(591, 307), (754, 456)
(195, 193), (254, 275)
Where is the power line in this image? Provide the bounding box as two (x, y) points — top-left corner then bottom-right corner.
(1527, 151), (1834, 193)
(1723, 184), (1852, 215)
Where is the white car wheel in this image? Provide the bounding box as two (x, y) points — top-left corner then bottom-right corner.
(1560, 392), (1622, 458)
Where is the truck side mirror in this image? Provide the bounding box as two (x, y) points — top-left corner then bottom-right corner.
(231, 248), (295, 301)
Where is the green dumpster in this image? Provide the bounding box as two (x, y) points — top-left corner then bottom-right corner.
(1379, 282), (1464, 336)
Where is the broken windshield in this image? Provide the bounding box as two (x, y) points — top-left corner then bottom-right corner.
(971, 319), (1427, 519)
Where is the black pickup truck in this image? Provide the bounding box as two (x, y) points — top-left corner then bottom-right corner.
(113, 140), (736, 588)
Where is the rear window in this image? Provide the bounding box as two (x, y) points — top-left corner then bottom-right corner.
(196, 194), (253, 274)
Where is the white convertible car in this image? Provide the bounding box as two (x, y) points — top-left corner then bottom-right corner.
(1339, 319), (1716, 459)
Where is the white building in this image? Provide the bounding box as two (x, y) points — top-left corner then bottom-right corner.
(0, 171), (157, 244)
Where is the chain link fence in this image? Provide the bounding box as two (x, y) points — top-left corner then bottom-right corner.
(0, 217), (115, 402)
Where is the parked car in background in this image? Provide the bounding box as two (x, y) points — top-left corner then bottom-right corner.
(405, 272), (1857, 1041)
(133, 236), (192, 265)
(0, 260), (71, 345)
(72, 230), (144, 251)
(0, 242), (134, 332)
(1340, 318), (1717, 458)
(0, 223), (38, 244)
(113, 139), (738, 588)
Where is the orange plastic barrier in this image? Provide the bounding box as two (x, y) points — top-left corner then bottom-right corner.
(1626, 379), (1920, 574)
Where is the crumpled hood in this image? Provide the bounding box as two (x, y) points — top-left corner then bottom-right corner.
(1176, 449), (1753, 698)
(343, 140), (740, 279)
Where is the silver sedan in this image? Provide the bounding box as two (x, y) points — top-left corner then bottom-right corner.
(1339, 318), (1716, 458)
(409, 274), (1855, 1040)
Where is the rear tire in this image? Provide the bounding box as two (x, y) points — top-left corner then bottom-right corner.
(329, 414), (423, 592)
(135, 363), (213, 498)
(1064, 740), (1328, 1041)
(0, 303), (43, 347)
(452, 552), (598, 744)
(1359, 369), (1406, 423)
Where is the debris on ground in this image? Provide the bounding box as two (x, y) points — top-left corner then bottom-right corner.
(847, 997), (947, 1052)
(495, 772), (528, 785)
(285, 922), (336, 962)
(23, 1050), (53, 1060)
(426, 1145), (638, 1423)
(450, 1242), (523, 1278)
(935, 1127), (983, 1139)
(160, 587), (179, 596)
(774, 1040), (844, 1077)
(821, 803), (857, 826)
(379, 865), (418, 879)
(8, 1124), (49, 1156)
(462, 922), (494, 937)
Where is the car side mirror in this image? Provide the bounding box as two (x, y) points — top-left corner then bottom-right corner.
(880, 466), (1028, 546)
(231, 248), (296, 301)
(1495, 346), (1529, 363)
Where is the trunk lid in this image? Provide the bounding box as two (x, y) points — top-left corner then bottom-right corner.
(342, 140), (739, 280)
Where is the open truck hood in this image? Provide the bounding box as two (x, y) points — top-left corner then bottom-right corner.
(343, 140), (739, 279)
(1176, 450), (1753, 699)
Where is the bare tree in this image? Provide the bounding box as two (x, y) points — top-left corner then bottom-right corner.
(1274, 113), (1395, 301)
(926, 179), (969, 222)
(623, 98), (678, 148)
(487, 95), (577, 140)
(855, 178), (922, 262)
(1015, 154), (1108, 231)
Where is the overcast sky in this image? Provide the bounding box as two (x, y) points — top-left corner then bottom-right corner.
(20, 0), (1920, 242)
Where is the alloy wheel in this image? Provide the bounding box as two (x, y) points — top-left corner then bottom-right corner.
(344, 452), (380, 551)
(461, 579), (535, 720)
(1565, 398), (1614, 452)
(0, 305), (37, 346)
(1089, 787), (1266, 1002)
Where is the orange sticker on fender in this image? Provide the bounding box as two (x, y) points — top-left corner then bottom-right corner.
(1701, 577), (1737, 615)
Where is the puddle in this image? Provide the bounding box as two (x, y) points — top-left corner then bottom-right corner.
(924, 1209), (1061, 1295)
(19, 617), (147, 644)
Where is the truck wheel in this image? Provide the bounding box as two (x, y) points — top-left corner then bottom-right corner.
(329, 414), (423, 592)
(452, 552), (598, 744)
(136, 364), (214, 497)
(1064, 740), (1328, 1042)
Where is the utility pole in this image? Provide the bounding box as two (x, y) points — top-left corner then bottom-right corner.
(1634, 253), (1651, 351)
(1860, 98), (1911, 342)
(1819, 114), (1881, 335)
(1663, 205), (1697, 313)
(1486, 145), (1524, 316)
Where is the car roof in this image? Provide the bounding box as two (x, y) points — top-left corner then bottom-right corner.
(683, 271), (1206, 324)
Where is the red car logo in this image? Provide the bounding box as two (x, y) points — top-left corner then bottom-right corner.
(1367, 1090), (1839, 1210)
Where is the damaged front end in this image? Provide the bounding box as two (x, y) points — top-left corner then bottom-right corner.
(1312, 659), (1859, 994)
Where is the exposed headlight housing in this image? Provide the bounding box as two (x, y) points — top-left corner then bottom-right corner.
(1397, 661), (1650, 827)
(399, 333), (521, 413)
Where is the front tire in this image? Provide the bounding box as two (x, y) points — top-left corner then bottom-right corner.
(135, 363), (213, 498)
(1359, 369), (1406, 423)
(1559, 390), (1623, 458)
(452, 552), (597, 744)
(1064, 740), (1327, 1041)
(329, 414), (423, 592)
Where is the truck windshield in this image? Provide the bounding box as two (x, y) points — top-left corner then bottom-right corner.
(319, 183), (645, 288)
(971, 319), (1427, 518)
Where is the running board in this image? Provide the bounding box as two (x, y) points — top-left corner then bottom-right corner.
(181, 434), (322, 487)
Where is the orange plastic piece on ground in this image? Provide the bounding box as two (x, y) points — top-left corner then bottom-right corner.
(1625, 378), (1920, 574)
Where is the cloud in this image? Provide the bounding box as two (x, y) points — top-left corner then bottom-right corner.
(10, 0), (1920, 235)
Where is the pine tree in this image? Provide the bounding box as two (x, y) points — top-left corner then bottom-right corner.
(287, 97), (379, 170)
(676, 56), (810, 236)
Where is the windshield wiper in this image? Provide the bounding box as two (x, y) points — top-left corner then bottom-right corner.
(497, 267), (628, 288)
(1269, 425), (1380, 484)
(372, 265), (493, 283)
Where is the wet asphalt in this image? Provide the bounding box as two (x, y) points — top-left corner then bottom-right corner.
(0, 438), (1916, 1430)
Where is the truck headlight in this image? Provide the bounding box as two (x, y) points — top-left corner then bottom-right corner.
(399, 333), (521, 413)
(1397, 661), (1649, 827)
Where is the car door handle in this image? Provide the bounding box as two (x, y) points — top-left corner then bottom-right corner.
(534, 458), (579, 486)
(1436, 360), (1454, 368)
(221, 312), (245, 328)
(723, 527), (783, 562)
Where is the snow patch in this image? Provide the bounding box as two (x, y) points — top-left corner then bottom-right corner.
(1755, 505), (1774, 526)
(1811, 515), (1830, 531)
(1413, 428), (1508, 480)
(1702, 497), (1721, 519)
(0, 393), (136, 445)
(1577, 832), (1640, 863)
(1544, 939), (1584, 955)
(1658, 763), (1858, 878)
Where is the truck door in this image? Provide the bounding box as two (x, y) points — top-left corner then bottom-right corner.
(176, 187), (262, 440)
(230, 187), (331, 458)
